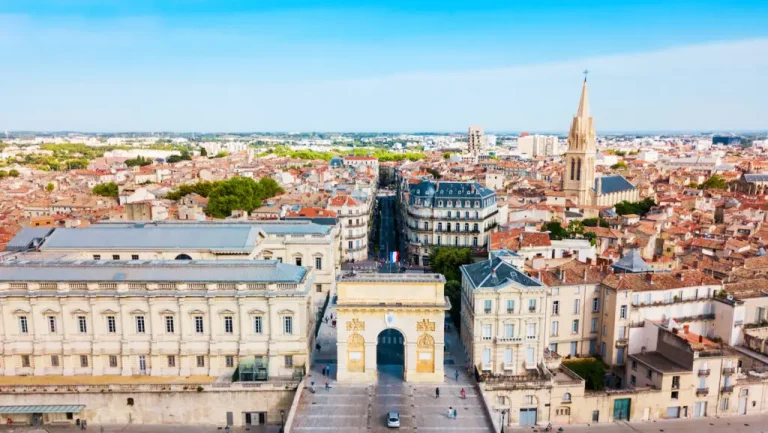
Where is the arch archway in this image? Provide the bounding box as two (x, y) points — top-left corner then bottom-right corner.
(175, 254), (192, 260)
(377, 328), (405, 380)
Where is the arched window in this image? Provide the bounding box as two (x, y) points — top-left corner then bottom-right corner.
(570, 158), (575, 181)
(563, 392), (571, 402)
(175, 254), (192, 260)
(577, 159), (582, 181)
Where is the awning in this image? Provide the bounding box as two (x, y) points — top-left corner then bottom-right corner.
(0, 405), (85, 414)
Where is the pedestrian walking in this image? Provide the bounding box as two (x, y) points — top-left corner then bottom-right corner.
(325, 381), (330, 391)
(81, 420), (87, 430)
(460, 388), (466, 399)
(447, 407), (453, 419)
(435, 387), (440, 398)
(453, 408), (457, 419)
(455, 369), (459, 381)
(325, 364), (331, 376)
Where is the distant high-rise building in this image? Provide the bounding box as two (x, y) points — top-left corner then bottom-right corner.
(467, 126), (483, 155)
(518, 134), (562, 157)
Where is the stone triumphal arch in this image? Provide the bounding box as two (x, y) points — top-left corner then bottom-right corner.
(335, 273), (448, 383)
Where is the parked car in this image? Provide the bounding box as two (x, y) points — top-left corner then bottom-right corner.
(387, 411), (400, 428)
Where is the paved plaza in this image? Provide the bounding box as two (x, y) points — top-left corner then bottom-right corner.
(504, 413), (768, 433)
(295, 302), (494, 432)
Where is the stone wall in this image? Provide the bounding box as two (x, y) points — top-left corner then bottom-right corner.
(0, 384), (296, 427)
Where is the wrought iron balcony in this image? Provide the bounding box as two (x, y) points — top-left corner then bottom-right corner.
(721, 386), (734, 394)
(698, 369), (710, 377)
(616, 338), (629, 347)
(722, 367), (735, 376)
(696, 387), (709, 396)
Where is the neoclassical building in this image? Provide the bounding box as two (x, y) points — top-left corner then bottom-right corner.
(562, 79), (638, 207)
(335, 273), (448, 383)
(7, 221), (340, 307)
(0, 260), (314, 379)
(401, 180), (500, 266)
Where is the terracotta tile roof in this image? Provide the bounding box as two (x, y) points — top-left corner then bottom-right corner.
(537, 261), (605, 286)
(490, 229), (551, 250)
(328, 195), (360, 207)
(602, 270), (719, 292)
(690, 237), (725, 250)
(584, 226), (626, 239)
(285, 207), (337, 218)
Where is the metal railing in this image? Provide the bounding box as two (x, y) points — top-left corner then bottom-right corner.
(723, 367), (735, 375)
(721, 386), (734, 393)
(696, 387), (709, 396)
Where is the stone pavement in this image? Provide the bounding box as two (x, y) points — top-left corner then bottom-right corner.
(294, 304), (494, 433)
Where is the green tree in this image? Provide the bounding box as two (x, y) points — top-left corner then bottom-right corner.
(65, 159), (89, 170)
(426, 167), (442, 179)
(8, 169), (20, 177)
(614, 197), (656, 216)
(610, 161), (628, 170)
(125, 155), (152, 167)
(166, 181), (222, 200)
(541, 221), (569, 240)
(206, 176), (284, 218)
(200, 147), (208, 157)
(214, 151), (228, 158)
(0, 170), (6, 179)
(442, 153), (452, 160)
(687, 182), (699, 189)
(167, 154), (182, 163)
(563, 358), (606, 391)
(699, 174), (728, 190)
(444, 280), (461, 327)
(428, 247), (471, 283)
(582, 218), (609, 228)
(45, 182), (55, 192)
(92, 182), (119, 198)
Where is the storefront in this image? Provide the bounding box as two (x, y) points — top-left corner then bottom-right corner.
(0, 405), (85, 426)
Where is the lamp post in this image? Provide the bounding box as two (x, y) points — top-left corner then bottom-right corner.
(500, 408), (508, 433)
(280, 409), (285, 433)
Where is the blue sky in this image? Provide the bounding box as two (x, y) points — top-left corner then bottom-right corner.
(1, 0), (767, 132)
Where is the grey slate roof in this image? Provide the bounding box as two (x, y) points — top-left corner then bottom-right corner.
(40, 226), (262, 251)
(612, 249), (651, 273)
(5, 227), (53, 251)
(461, 258), (543, 290)
(744, 173), (768, 182)
(410, 180), (494, 198)
(99, 221), (331, 235)
(0, 260), (306, 283)
(595, 175), (636, 195)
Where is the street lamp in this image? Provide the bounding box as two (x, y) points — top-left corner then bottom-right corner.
(500, 409), (508, 433)
(279, 409), (285, 433)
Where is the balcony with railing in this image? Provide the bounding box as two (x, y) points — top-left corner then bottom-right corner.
(498, 336), (524, 344)
(721, 386), (734, 394)
(346, 245), (367, 253)
(696, 387), (709, 396)
(616, 338), (628, 347)
(722, 367), (735, 376)
(631, 294), (713, 308)
(697, 368), (710, 377)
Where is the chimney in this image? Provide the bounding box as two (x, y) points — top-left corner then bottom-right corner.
(559, 268), (564, 281)
(677, 273), (684, 282)
(683, 325), (690, 334)
(645, 273), (653, 282)
(698, 335), (703, 343)
(586, 257), (592, 265)
(583, 268), (588, 282)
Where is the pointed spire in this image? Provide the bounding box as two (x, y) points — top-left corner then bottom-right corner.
(577, 78), (590, 118)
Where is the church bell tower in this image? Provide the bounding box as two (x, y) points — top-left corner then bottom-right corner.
(562, 77), (597, 205)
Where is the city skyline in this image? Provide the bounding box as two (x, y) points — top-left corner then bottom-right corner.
(1, 1), (767, 132)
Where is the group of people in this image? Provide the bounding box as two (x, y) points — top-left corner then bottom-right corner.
(446, 407), (459, 419)
(435, 387), (467, 399)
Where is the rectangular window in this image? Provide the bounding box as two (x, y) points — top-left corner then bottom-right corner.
(527, 323), (536, 337)
(720, 398), (728, 410)
(136, 316), (146, 334)
(225, 355), (234, 368)
(196, 355), (205, 368)
(620, 305), (627, 319)
(631, 360), (637, 370)
(22, 355), (31, 368)
(112, 254), (120, 260)
(603, 325), (607, 336)
(285, 355), (293, 368)
(572, 320), (579, 334)
(551, 321), (559, 336)
(19, 316), (29, 334)
(93, 254), (101, 260)
(131, 254), (139, 260)
(506, 300), (515, 313)
(482, 324), (492, 339)
(48, 316), (57, 333)
(484, 300), (492, 313)
(633, 294), (640, 305)
(618, 326), (626, 339)
(630, 375), (636, 385)
(165, 316), (175, 334)
(592, 298), (600, 313)
(528, 299), (536, 312)
(573, 299), (580, 314)
(254, 316), (263, 334)
(295, 257), (302, 266)
(504, 324), (514, 338)
(552, 301), (560, 315)
(504, 348), (513, 363)
(283, 316), (293, 335)
(672, 376), (680, 389)
(80, 355), (89, 367)
(103, 315), (116, 333)
(315, 257), (322, 270)
(51, 355), (59, 367)
(78, 316), (87, 333)
(316, 284), (323, 293)
(224, 316), (234, 334)
(645, 293), (652, 304)
(167, 355), (176, 367)
(590, 317), (598, 333)
(109, 355), (118, 368)
(699, 376), (706, 389)
(526, 347), (535, 365)
(195, 316), (204, 333)
(647, 369), (653, 379)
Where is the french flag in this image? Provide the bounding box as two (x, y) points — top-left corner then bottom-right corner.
(390, 251), (399, 263)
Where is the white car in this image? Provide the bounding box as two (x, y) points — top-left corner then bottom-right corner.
(387, 411), (400, 428)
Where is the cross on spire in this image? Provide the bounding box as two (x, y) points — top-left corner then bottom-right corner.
(583, 69), (589, 82)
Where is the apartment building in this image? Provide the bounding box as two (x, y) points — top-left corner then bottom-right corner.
(327, 195), (369, 262)
(460, 257), (548, 374)
(468, 126), (483, 155)
(7, 221), (340, 307)
(0, 260), (314, 379)
(403, 180), (499, 266)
